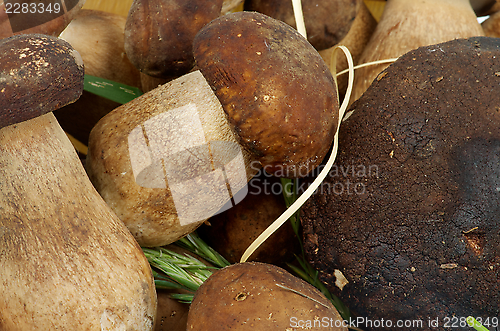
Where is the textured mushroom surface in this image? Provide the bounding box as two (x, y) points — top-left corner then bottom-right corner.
(124, 0), (223, 78)
(0, 34), (84, 128)
(194, 11), (338, 178)
(0, 0), (85, 39)
(187, 262), (347, 330)
(244, 0), (359, 51)
(302, 37), (500, 329)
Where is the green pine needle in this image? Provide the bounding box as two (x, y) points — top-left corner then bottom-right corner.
(142, 246), (217, 297)
(175, 232), (230, 268)
(83, 75), (143, 104)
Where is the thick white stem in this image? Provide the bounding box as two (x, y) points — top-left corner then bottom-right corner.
(0, 113), (156, 330)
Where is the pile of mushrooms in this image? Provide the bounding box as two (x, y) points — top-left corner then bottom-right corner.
(350, 0), (486, 103)
(2, 1), (500, 330)
(85, 11), (339, 247)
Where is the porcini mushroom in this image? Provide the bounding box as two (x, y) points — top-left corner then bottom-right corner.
(0, 34), (156, 330)
(186, 262), (347, 331)
(0, 0), (85, 39)
(124, 0), (223, 79)
(244, 0), (359, 51)
(86, 11), (338, 247)
(351, 0), (484, 103)
(302, 37), (500, 327)
(54, 9), (142, 144)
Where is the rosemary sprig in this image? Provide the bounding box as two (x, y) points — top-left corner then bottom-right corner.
(83, 75), (143, 104)
(174, 232), (230, 268)
(142, 246), (218, 303)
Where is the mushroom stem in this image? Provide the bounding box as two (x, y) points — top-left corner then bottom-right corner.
(86, 70), (260, 247)
(351, 0), (485, 103)
(319, 0), (377, 96)
(0, 113), (157, 330)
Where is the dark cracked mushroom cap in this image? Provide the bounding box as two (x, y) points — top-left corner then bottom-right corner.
(0, 34), (84, 128)
(301, 37), (500, 328)
(193, 11), (338, 178)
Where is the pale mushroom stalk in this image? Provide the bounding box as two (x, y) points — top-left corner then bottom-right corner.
(0, 34), (156, 330)
(55, 9), (142, 145)
(318, 0), (377, 96)
(351, 0), (485, 103)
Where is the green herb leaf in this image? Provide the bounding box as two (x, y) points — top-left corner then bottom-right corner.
(83, 75), (143, 104)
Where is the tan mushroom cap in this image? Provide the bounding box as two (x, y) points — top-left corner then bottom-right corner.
(0, 34), (84, 128)
(193, 12), (338, 178)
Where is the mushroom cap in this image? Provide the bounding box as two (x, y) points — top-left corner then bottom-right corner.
(302, 37), (500, 324)
(193, 11), (338, 178)
(124, 0), (223, 78)
(470, 0), (497, 15)
(0, 34), (84, 129)
(244, 0), (359, 51)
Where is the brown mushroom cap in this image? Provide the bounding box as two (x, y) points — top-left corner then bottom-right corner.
(193, 11), (338, 178)
(244, 0), (359, 51)
(187, 262), (347, 331)
(0, 34), (84, 128)
(470, 0), (497, 15)
(124, 0), (223, 78)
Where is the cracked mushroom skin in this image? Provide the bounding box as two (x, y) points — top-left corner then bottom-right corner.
(301, 37), (500, 329)
(0, 34), (156, 330)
